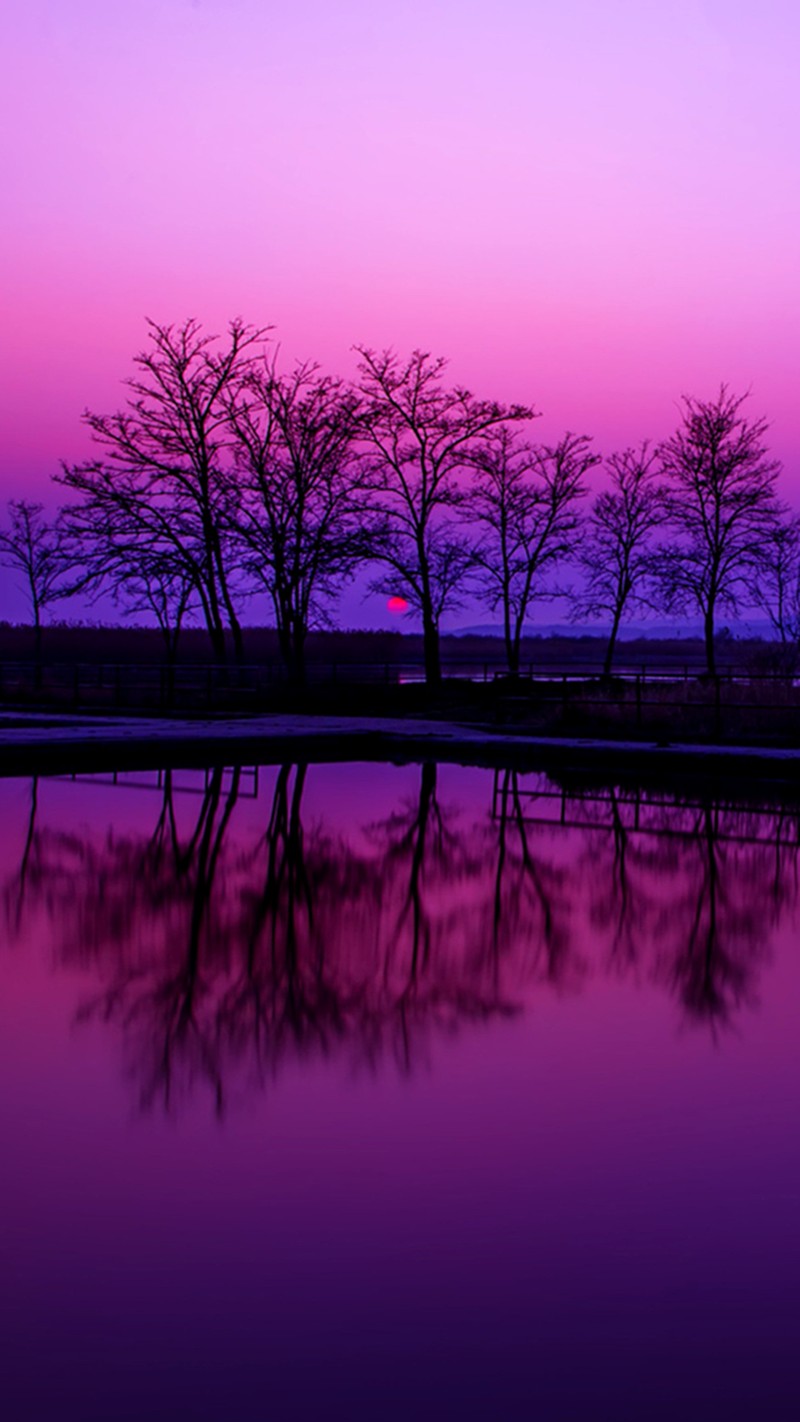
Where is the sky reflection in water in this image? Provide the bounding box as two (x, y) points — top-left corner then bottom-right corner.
(0, 762), (798, 1421)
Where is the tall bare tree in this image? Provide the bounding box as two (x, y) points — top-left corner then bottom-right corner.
(0, 499), (74, 660)
(356, 348), (532, 685)
(59, 317), (270, 662)
(226, 357), (368, 686)
(573, 443), (661, 675)
(467, 428), (595, 675)
(656, 387), (780, 676)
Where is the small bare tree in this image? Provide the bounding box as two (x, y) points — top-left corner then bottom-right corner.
(657, 387), (780, 677)
(110, 556), (198, 664)
(60, 479), (203, 663)
(227, 358), (368, 686)
(356, 348), (532, 685)
(573, 443), (661, 675)
(749, 513), (800, 669)
(467, 428), (596, 675)
(0, 500), (74, 660)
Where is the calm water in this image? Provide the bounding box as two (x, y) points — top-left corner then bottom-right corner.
(1, 761), (798, 1421)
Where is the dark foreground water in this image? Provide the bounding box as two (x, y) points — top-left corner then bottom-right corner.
(0, 761), (798, 1421)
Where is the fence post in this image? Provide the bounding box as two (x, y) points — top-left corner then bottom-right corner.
(73, 664), (80, 708)
(635, 674), (642, 730)
(714, 674), (722, 741)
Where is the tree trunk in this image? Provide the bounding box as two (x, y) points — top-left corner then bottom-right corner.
(207, 621), (227, 663)
(202, 567), (227, 663)
(422, 614), (441, 687)
(33, 610), (43, 693)
(704, 604), (716, 678)
(275, 611), (307, 690)
(603, 603), (623, 677)
(503, 598), (516, 677)
(292, 622), (307, 691)
(227, 606), (245, 664)
(277, 620), (294, 683)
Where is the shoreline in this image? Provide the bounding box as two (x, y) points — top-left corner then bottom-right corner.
(1, 711), (799, 787)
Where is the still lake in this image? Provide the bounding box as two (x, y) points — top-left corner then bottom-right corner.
(1, 760), (798, 1421)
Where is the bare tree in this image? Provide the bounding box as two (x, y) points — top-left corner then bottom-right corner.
(0, 499), (74, 660)
(356, 348), (532, 685)
(656, 387), (781, 677)
(59, 318), (270, 662)
(573, 443), (661, 675)
(371, 522), (476, 649)
(111, 555), (198, 664)
(749, 513), (800, 668)
(60, 496), (199, 664)
(467, 428), (595, 675)
(226, 357), (368, 686)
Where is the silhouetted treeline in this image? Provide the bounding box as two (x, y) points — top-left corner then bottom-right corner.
(2, 319), (797, 681)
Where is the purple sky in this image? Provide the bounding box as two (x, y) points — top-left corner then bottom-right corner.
(1, 0), (798, 624)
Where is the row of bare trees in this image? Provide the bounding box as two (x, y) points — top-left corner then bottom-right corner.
(1, 317), (796, 681)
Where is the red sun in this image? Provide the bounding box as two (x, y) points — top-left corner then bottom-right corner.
(387, 596), (409, 614)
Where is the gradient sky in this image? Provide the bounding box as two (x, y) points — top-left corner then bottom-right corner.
(1, 0), (798, 621)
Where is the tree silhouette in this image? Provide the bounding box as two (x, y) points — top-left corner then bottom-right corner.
(468, 428), (594, 674)
(573, 443), (661, 674)
(0, 500), (74, 663)
(656, 387), (781, 676)
(109, 550), (198, 664)
(749, 512), (800, 670)
(356, 348), (532, 685)
(60, 318), (270, 662)
(226, 357), (368, 685)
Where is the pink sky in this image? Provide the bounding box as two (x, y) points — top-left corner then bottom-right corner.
(1, 0), (798, 622)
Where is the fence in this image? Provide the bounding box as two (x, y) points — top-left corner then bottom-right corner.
(0, 657), (798, 743)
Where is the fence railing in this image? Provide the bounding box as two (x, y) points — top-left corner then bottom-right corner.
(0, 658), (798, 744)
(0, 653), (777, 691)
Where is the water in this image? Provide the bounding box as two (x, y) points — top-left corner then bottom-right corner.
(1, 761), (798, 1421)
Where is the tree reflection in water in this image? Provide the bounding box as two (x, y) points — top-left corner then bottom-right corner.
(3, 763), (798, 1112)
(652, 798), (783, 1028)
(486, 769), (580, 991)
